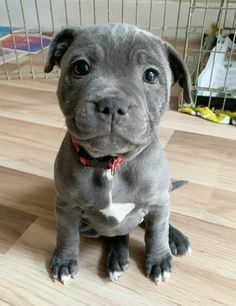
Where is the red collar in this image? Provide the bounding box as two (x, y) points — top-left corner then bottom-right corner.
(71, 136), (124, 175)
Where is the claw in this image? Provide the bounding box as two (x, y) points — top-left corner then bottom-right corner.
(172, 248), (177, 256)
(187, 246), (192, 255)
(154, 275), (162, 285)
(162, 271), (171, 282)
(109, 270), (124, 282)
(122, 264), (129, 271)
(60, 274), (72, 286)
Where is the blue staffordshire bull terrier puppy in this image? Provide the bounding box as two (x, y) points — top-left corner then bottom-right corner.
(45, 24), (191, 285)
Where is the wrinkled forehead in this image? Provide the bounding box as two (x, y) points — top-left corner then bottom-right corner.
(67, 24), (166, 65)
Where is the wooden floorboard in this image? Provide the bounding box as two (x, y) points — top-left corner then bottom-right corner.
(0, 79), (235, 306)
(0, 205), (36, 254)
(166, 130), (236, 191)
(162, 110), (236, 141)
(0, 166), (54, 219)
(0, 116), (65, 178)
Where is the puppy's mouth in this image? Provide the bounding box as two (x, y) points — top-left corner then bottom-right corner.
(78, 135), (136, 157)
(66, 117), (149, 158)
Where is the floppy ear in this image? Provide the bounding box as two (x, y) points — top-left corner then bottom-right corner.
(44, 28), (77, 73)
(164, 42), (192, 104)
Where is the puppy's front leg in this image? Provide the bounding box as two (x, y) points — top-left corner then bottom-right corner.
(51, 196), (80, 284)
(106, 235), (129, 282)
(144, 196), (172, 284)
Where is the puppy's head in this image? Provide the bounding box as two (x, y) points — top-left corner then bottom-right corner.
(45, 24), (192, 158)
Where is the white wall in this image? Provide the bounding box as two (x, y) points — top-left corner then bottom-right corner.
(0, 0), (235, 39)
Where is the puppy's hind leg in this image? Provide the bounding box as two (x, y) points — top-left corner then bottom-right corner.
(106, 235), (129, 282)
(169, 224), (191, 256)
(79, 219), (100, 238)
(139, 221), (191, 256)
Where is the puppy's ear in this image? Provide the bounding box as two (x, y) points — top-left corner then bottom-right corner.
(164, 42), (192, 103)
(44, 28), (77, 73)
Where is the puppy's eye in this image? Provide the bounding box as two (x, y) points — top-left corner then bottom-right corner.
(73, 60), (90, 76)
(143, 68), (158, 85)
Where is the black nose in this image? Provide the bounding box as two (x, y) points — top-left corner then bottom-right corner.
(96, 97), (128, 117)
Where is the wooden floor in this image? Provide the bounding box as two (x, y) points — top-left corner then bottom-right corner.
(0, 79), (236, 306)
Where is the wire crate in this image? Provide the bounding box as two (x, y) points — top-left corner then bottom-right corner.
(0, 0), (236, 111)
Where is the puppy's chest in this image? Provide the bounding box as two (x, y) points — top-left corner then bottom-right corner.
(77, 170), (148, 224)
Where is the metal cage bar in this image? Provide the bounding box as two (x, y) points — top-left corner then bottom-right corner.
(192, 0), (210, 107)
(107, 0), (110, 23)
(78, 0), (82, 26)
(148, 0), (153, 32)
(20, 0), (35, 78)
(0, 39), (8, 79)
(161, 0), (168, 40)
(174, 0), (183, 48)
(4, 0), (21, 79)
(64, 0), (69, 28)
(93, 0), (96, 25)
(135, 0), (138, 26)
(207, 0), (226, 109)
(221, 9), (236, 110)
(34, 0), (47, 79)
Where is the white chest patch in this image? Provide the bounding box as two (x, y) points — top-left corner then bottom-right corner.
(100, 172), (134, 223)
(103, 171), (113, 181)
(100, 203), (135, 223)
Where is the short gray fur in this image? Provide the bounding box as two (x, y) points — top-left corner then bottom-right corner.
(45, 24), (191, 284)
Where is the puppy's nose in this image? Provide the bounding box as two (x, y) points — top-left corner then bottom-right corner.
(96, 97), (128, 117)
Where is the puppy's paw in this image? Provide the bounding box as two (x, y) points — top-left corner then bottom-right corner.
(50, 256), (79, 285)
(169, 225), (191, 256)
(145, 252), (172, 284)
(107, 248), (129, 282)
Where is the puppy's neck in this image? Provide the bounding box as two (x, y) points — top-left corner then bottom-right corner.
(71, 136), (124, 175)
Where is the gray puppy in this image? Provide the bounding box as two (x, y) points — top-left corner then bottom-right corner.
(45, 24), (191, 285)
